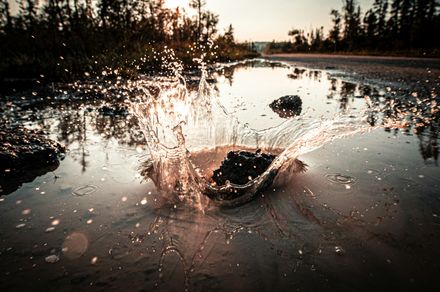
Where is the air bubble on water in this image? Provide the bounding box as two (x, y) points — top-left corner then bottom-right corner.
(334, 246), (344, 255)
(45, 255), (59, 263)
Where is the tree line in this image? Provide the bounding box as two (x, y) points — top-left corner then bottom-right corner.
(0, 0), (257, 82)
(266, 0), (440, 55)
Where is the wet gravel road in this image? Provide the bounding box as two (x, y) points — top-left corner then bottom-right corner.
(266, 53), (440, 93)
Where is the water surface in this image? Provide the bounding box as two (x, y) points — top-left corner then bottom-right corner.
(1, 60), (439, 291)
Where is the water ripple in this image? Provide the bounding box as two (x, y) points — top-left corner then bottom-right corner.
(325, 173), (356, 185)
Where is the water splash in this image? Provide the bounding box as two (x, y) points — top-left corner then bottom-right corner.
(131, 59), (373, 210)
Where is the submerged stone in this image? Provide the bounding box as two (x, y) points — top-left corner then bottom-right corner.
(212, 150), (276, 186)
(269, 95), (302, 118)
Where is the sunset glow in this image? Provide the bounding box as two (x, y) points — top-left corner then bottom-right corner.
(165, 0), (189, 9)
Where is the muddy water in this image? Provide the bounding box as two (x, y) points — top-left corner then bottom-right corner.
(1, 61), (439, 291)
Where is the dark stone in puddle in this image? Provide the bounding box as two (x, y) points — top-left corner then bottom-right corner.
(98, 105), (129, 116)
(212, 150), (276, 186)
(0, 126), (65, 195)
(269, 95), (302, 118)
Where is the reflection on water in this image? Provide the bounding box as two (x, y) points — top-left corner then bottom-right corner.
(0, 60), (439, 291)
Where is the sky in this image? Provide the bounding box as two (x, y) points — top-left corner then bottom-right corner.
(168, 0), (375, 41)
(9, 0), (375, 42)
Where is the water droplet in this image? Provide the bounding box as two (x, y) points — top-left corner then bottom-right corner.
(121, 196), (127, 202)
(45, 255), (60, 263)
(91, 256), (98, 265)
(16, 223), (26, 229)
(141, 198), (147, 205)
(86, 219), (93, 224)
(136, 145), (144, 153)
(22, 209), (31, 215)
(45, 227), (55, 233)
(51, 219), (60, 226)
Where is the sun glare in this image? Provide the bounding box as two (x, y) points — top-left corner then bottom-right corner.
(165, 0), (189, 9)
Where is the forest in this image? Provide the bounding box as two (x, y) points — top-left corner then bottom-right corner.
(266, 0), (440, 56)
(0, 0), (258, 82)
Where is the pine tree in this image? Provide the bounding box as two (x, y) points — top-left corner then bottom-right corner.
(388, 0), (402, 40)
(342, 0), (362, 50)
(329, 9), (342, 51)
(0, 0), (11, 31)
(190, 0), (206, 40)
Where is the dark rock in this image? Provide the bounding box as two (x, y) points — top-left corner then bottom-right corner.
(269, 95), (302, 118)
(212, 150), (276, 186)
(0, 126), (65, 195)
(98, 105), (129, 116)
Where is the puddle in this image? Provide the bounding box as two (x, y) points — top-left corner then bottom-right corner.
(0, 60), (439, 291)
